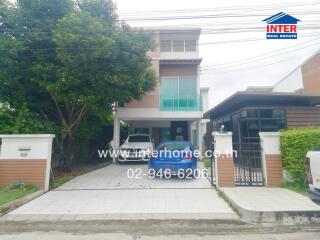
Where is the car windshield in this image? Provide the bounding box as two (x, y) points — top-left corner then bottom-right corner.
(158, 142), (190, 151)
(128, 135), (150, 143)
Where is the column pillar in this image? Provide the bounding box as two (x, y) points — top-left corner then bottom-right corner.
(113, 115), (120, 163)
(259, 132), (283, 187)
(213, 132), (235, 188)
(196, 120), (202, 158)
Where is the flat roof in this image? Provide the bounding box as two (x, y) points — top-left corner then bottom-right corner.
(204, 91), (320, 119)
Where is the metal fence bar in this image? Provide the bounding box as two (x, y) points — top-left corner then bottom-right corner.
(233, 142), (264, 186)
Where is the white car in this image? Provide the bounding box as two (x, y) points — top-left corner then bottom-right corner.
(117, 134), (153, 162)
(305, 149), (320, 204)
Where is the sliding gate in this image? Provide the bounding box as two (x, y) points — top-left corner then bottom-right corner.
(233, 142), (264, 186)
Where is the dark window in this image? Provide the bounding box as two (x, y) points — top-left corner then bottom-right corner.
(273, 109), (285, 118)
(160, 40), (171, 52)
(185, 40), (196, 51)
(246, 110), (258, 118)
(158, 142), (190, 150)
(128, 135), (151, 143)
(172, 40), (184, 52)
(260, 109), (273, 118)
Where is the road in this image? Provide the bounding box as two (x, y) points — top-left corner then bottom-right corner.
(0, 231), (319, 240)
(0, 220), (320, 240)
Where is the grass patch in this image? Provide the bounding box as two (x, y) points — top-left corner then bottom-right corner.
(216, 188), (242, 217)
(0, 184), (38, 206)
(202, 159), (211, 169)
(52, 175), (74, 189)
(281, 180), (308, 196)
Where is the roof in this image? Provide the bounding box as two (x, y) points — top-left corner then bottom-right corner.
(263, 12), (300, 24)
(204, 91), (320, 119)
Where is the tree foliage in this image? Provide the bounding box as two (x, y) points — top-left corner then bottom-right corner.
(0, 0), (156, 166)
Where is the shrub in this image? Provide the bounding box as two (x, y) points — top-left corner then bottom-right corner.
(281, 128), (320, 185)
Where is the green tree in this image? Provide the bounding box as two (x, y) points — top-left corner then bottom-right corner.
(0, 0), (156, 166)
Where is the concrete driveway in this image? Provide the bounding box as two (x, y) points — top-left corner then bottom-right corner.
(2, 163), (238, 221)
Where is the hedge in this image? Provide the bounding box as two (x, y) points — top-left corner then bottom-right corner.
(281, 128), (320, 184)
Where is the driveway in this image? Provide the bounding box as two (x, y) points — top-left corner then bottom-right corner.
(1, 163), (238, 221)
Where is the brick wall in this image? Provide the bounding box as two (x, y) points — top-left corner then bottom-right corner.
(265, 154), (283, 187)
(301, 53), (320, 94)
(0, 159), (47, 189)
(216, 155), (235, 187)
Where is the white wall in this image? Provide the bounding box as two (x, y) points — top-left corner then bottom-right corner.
(201, 89), (209, 113)
(116, 108), (202, 120)
(272, 68), (304, 93)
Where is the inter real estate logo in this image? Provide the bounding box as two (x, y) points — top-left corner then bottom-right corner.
(263, 12), (300, 39)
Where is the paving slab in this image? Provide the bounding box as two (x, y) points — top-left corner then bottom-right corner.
(0, 164), (238, 221)
(220, 187), (320, 224)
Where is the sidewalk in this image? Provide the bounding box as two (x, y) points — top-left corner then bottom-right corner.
(220, 187), (320, 224)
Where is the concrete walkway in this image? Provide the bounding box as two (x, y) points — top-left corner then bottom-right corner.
(221, 187), (320, 223)
(1, 164), (238, 221)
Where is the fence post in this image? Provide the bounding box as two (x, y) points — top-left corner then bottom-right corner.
(213, 132), (235, 188)
(0, 134), (55, 191)
(259, 132), (283, 187)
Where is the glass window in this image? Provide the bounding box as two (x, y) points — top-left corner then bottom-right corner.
(185, 40), (196, 51)
(128, 135), (151, 143)
(260, 109), (273, 118)
(172, 40), (184, 52)
(246, 110), (258, 118)
(273, 109), (285, 118)
(158, 142), (190, 150)
(160, 40), (171, 52)
(179, 77), (197, 98)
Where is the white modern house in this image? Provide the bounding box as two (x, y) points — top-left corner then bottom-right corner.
(113, 27), (209, 154)
(244, 51), (320, 95)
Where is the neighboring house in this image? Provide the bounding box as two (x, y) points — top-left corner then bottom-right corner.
(113, 27), (209, 153)
(204, 51), (320, 146)
(271, 51), (320, 94)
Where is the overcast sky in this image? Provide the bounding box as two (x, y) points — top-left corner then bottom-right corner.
(114, 0), (320, 108)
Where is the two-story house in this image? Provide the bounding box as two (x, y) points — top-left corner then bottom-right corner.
(113, 27), (208, 154)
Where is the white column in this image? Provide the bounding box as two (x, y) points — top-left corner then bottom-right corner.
(196, 120), (202, 158)
(212, 132), (234, 187)
(259, 132), (281, 186)
(188, 121), (192, 143)
(113, 115), (120, 163)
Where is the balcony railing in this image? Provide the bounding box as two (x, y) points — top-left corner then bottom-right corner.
(160, 95), (202, 111)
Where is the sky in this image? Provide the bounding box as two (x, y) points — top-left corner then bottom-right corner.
(114, 0), (320, 108)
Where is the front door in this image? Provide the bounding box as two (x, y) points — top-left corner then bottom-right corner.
(170, 121), (188, 141)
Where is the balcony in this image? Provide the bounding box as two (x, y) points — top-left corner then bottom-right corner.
(160, 94), (202, 111)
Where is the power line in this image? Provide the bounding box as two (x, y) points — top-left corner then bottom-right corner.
(119, 1), (320, 15)
(118, 11), (320, 22)
(2, 10), (320, 22)
(201, 45), (320, 74)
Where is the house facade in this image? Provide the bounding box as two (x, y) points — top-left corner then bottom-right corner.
(203, 51), (320, 186)
(113, 28), (208, 153)
(204, 51), (320, 146)
(271, 51), (320, 94)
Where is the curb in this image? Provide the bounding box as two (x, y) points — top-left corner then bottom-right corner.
(0, 190), (45, 216)
(219, 188), (320, 224)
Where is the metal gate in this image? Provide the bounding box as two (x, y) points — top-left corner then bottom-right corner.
(233, 142), (264, 186)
